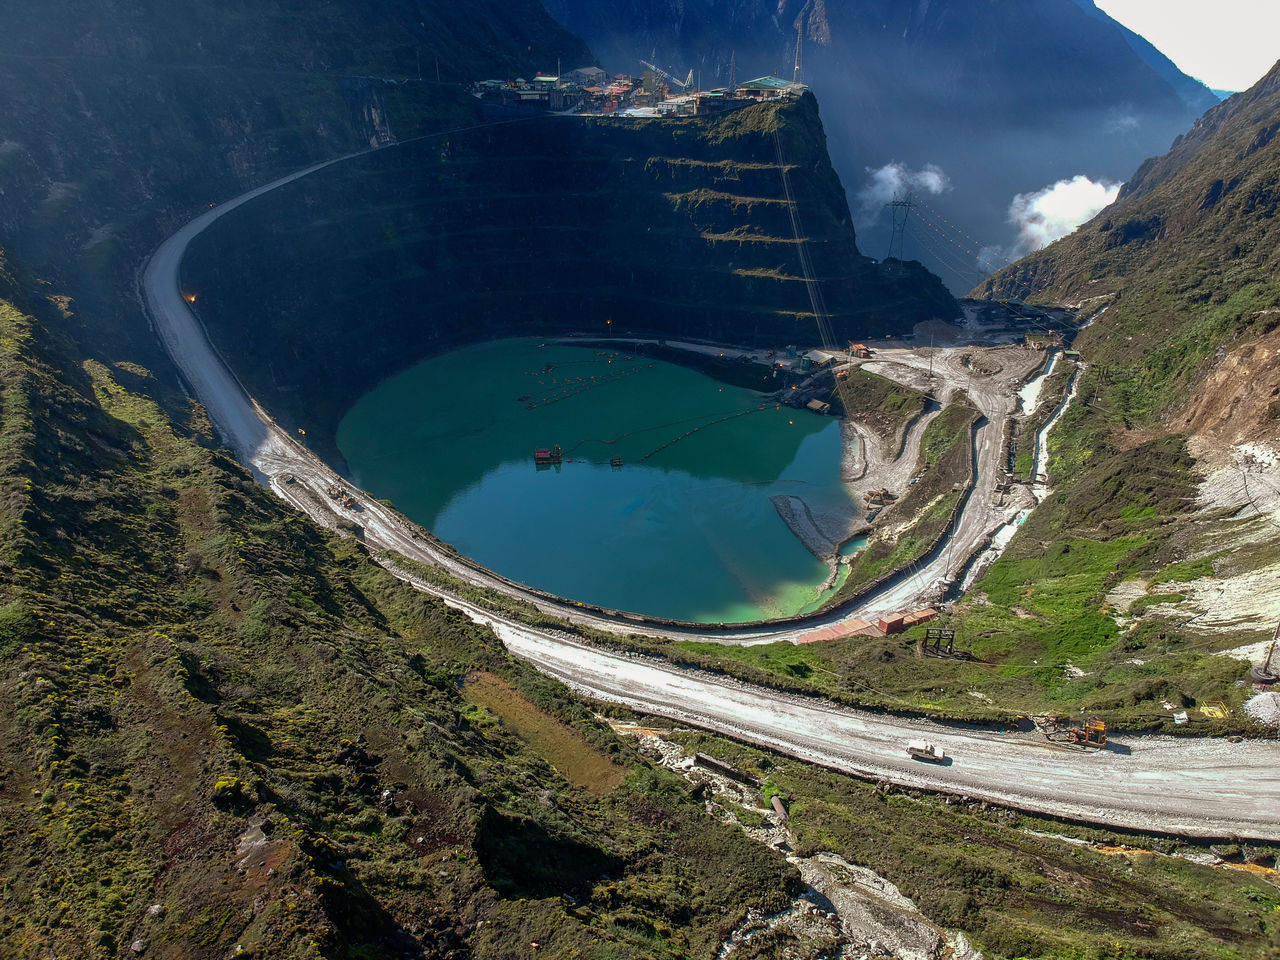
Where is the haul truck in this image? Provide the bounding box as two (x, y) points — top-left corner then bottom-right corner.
(906, 740), (945, 762)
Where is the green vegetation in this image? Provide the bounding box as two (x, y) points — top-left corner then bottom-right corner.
(0, 301), (797, 958)
(928, 387), (1255, 725)
(460, 670), (628, 797)
(838, 366), (928, 447)
(1149, 553), (1221, 585)
(671, 729), (1280, 960)
(1128, 592), (1187, 616)
(1012, 359), (1075, 479)
(828, 404), (977, 604)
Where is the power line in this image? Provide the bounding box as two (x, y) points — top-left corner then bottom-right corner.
(774, 129), (836, 350)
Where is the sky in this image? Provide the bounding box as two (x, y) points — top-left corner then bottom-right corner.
(1095, 0), (1280, 92)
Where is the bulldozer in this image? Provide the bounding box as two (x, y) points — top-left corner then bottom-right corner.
(1249, 621), (1278, 684)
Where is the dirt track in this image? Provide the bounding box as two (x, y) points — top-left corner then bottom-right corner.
(456, 598), (1280, 841)
(141, 150), (1280, 839)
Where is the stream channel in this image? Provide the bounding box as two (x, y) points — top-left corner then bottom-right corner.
(337, 339), (861, 623)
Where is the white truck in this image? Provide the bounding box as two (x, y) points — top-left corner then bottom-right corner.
(906, 739), (945, 762)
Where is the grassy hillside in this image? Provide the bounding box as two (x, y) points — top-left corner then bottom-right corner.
(0, 296), (799, 958)
(975, 62), (1280, 428)
(923, 65), (1280, 726)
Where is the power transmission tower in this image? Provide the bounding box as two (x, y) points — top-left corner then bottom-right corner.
(885, 194), (914, 261)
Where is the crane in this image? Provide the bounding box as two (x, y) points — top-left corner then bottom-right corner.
(639, 57), (693, 91)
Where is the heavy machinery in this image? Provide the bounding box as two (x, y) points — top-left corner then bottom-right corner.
(1069, 718), (1108, 747)
(639, 57), (693, 91)
(1250, 621), (1279, 684)
(1037, 715), (1108, 747)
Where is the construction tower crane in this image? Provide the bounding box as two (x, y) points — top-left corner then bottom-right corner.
(639, 58), (693, 91)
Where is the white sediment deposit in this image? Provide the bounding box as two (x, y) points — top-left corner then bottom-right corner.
(770, 494), (861, 559)
(1245, 692), (1280, 727)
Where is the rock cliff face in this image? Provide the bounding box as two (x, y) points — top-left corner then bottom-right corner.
(540, 0), (1214, 292)
(0, 0), (592, 365)
(182, 94), (955, 449)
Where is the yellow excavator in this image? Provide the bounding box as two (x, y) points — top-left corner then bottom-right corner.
(1039, 715), (1108, 747)
(1068, 718), (1107, 748)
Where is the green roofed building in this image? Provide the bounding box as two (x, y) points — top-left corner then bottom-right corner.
(737, 76), (809, 99)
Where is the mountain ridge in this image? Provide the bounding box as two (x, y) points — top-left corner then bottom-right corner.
(1068, 0), (1220, 114)
(974, 59), (1280, 434)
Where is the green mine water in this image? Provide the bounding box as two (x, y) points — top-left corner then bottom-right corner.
(337, 339), (857, 623)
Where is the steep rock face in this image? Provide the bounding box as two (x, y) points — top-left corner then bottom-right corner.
(540, 0), (1213, 292)
(974, 62), (1280, 423)
(181, 95), (955, 450)
(0, 0), (592, 362)
(1177, 326), (1280, 443)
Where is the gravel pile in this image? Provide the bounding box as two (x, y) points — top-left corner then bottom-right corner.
(1245, 692), (1280, 726)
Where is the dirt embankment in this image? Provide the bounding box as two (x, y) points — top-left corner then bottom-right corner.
(1108, 437), (1280, 643)
(1176, 324), (1280, 444)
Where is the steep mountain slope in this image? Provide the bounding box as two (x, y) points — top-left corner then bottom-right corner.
(1068, 0), (1221, 114)
(0, 0), (591, 368)
(540, 0), (1215, 291)
(976, 61), (1280, 432)
(922, 64), (1280, 740)
(0, 294), (797, 958)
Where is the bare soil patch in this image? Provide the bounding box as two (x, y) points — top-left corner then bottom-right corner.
(461, 671), (626, 796)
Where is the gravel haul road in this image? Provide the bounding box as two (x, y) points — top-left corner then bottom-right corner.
(490, 619), (1280, 841)
(142, 148), (1280, 841)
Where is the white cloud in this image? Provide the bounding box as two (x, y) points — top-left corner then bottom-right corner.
(976, 175), (1122, 273)
(855, 162), (950, 226)
(1105, 110), (1139, 133)
(976, 244), (1008, 274)
(1012, 174), (1122, 254)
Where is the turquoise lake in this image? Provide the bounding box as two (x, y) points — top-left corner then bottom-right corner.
(336, 339), (856, 622)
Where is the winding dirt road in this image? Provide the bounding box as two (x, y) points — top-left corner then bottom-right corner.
(141, 149), (1280, 840)
(498, 625), (1280, 840)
